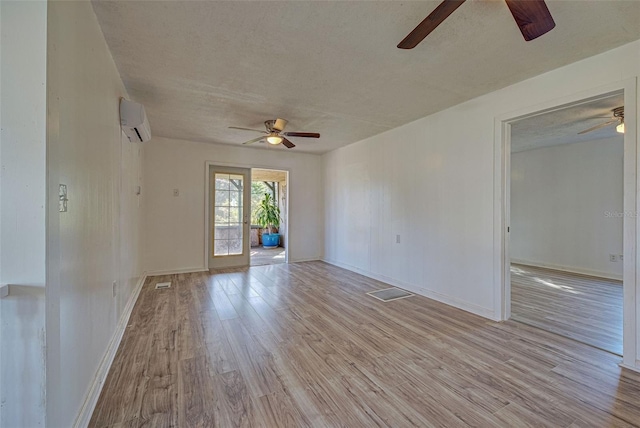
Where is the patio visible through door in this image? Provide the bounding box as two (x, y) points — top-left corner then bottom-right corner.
(209, 166), (251, 269)
(250, 168), (288, 266)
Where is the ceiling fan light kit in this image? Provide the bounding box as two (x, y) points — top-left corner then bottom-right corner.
(578, 106), (625, 135)
(267, 135), (283, 145)
(229, 118), (320, 149)
(398, 0), (555, 50)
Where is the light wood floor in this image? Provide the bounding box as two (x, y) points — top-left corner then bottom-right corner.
(90, 261), (640, 427)
(511, 264), (623, 355)
(250, 247), (286, 266)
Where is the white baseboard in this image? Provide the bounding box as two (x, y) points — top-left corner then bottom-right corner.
(73, 272), (147, 428)
(511, 259), (622, 281)
(322, 259), (498, 321)
(289, 257), (321, 263)
(620, 362), (640, 374)
(147, 267), (208, 276)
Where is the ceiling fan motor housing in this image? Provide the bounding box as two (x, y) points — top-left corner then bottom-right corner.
(265, 119), (288, 133)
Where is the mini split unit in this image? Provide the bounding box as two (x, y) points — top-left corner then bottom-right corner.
(120, 98), (151, 143)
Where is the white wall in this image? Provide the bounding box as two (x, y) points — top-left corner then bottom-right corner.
(143, 137), (322, 273)
(46, 1), (144, 426)
(323, 40), (640, 322)
(511, 137), (624, 279)
(0, 1), (48, 426)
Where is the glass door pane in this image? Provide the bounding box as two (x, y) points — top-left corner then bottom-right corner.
(213, 173), (244, 256)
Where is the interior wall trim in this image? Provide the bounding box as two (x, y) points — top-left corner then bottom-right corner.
(146, 267), (208, 276)
(620, 363), (640, 374)
(288, 257), (321, 263)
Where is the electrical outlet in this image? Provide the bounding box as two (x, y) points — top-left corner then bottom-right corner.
(173, 188), (179, 197)
(610, 254), (618, 262)
(396, 234), (401, 244)
(112, 281), (117, 297)
(620, 254), (624, 262)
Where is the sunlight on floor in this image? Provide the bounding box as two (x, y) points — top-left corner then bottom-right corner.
(250, 247), (286, 266)
(510, 266), (529, 275)
(511, 265), (579, 294)
(532, 276), (579, 294)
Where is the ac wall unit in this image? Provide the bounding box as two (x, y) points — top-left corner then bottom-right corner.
(120, 98), (151, 143)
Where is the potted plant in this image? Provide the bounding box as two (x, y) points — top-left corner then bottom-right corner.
(255, 193), (281, 248)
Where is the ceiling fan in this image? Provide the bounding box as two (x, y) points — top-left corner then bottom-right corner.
(397, 0), (556, 49)
(229, 118), (320, 149)
(578, 107), (625, 135)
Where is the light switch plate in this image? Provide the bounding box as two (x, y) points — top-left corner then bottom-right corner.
(0, 284), (9, 298)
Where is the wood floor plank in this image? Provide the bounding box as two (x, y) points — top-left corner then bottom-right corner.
(254, 390), (314, 428)
(244, 295), (294, 343)
(90, 262), (640, 428)
(215, 370), (260, 428)
(331, 373), (434, 427)
(199, 309), (238, 375)
(177, 356), (218, 428)
(511, 263), (623, 354)
(221, 318), (286, 399)
(494, 402), (568, 428)
(226, 293), (271, 336)
(209, 287), (239, 321)
(138, 295), (178, 428)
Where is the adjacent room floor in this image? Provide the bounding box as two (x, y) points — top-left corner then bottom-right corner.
(511, 263), (623, 355)
(90, 262), (640, 427)
(250, 246), (286, 266)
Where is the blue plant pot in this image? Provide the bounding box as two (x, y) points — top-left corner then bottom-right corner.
(262, 233), (280, 248)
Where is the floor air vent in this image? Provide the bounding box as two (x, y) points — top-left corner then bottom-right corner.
(155, 282), (171, 290)
(367, 287), (414, 302)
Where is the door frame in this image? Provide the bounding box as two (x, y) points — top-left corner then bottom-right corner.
(204, 161), (291, 268)
(494, 78), (638, 369)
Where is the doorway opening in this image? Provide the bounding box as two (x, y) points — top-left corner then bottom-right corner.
(508, 93), (624, 355)
(250, 168), (288, 266)
(495, 81), (638, 366)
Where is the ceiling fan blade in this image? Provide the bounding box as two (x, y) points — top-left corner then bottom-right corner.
(397, 0), (466, 49)
(577, 119), (619, 135)
(273, 118), (288, 132)
(229, 126), (267, 134)
(505, 0), (556, 41)
(282, 138), (295, 149)
(283, 132), (320, 138)
(242, 136), (266, 145)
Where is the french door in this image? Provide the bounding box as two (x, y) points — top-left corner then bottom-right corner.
(209, 166), (251, 269)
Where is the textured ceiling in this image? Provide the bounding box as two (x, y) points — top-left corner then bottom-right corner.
(92, 1), (640, 154)
(252, 168), (287, 183)
(511, 93), (624, 153)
